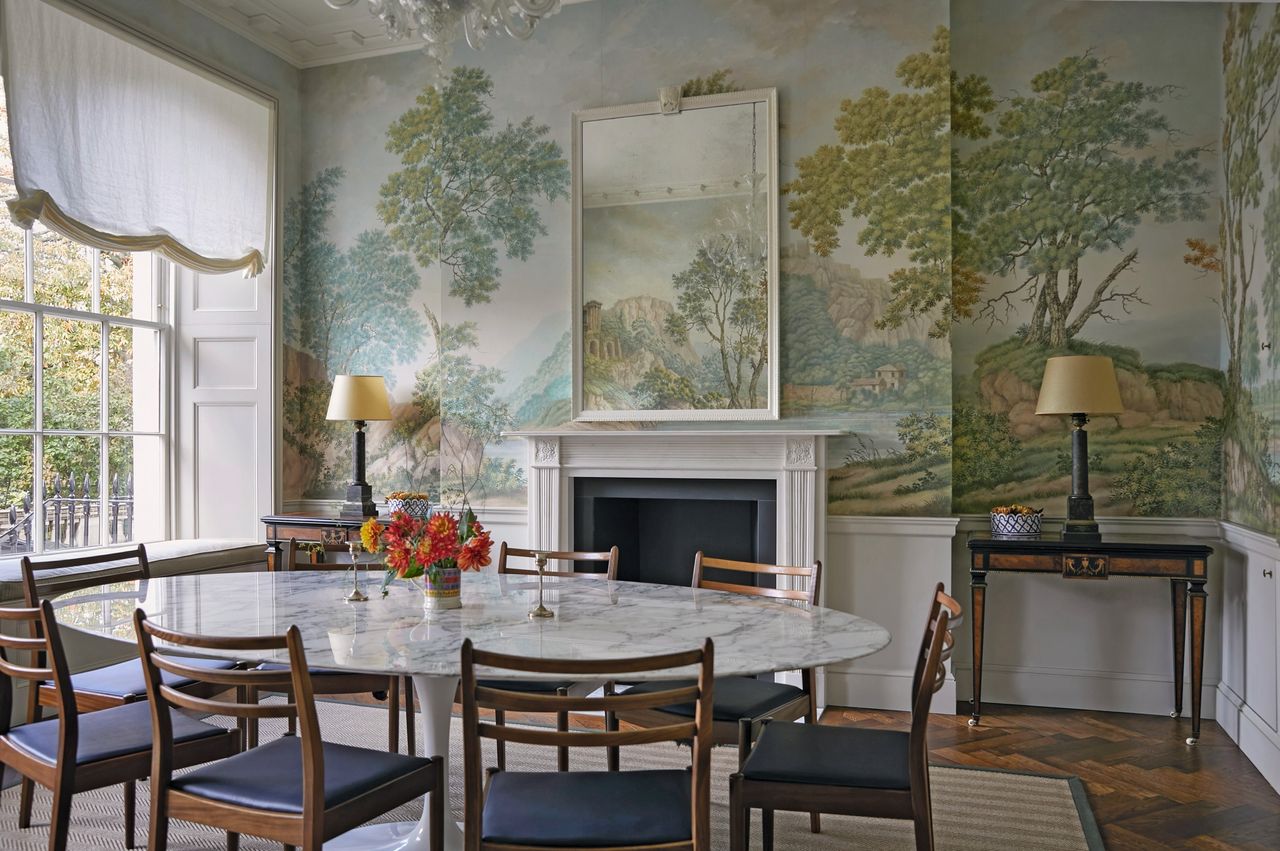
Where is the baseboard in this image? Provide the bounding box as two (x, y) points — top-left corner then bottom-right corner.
(953, 663), (1218, 719)
(826, 665), (957, 714)
(1238, 703), (1280, 793)
(1217, 681), (1245, 742)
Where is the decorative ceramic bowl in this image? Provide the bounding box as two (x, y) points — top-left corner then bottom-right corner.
(990, 509), (1043, 539)
(386, 496), (430, 518)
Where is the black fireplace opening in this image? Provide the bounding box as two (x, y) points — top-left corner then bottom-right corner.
(573, 477), (777, 586)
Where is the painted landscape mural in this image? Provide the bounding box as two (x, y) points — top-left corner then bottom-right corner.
(279, 0), (1280, 533)
(284, 0), (955, 513)
(948, 0), (1229, 519)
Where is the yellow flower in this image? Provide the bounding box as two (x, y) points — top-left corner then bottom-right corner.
(360, 518), (384, 554)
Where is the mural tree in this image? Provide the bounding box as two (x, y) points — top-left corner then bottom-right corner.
(285, 170), (424, 377)
(281, 168), (426, 496)
(1214, 6), (1280, 414)
(414, 306), (515, 505)
(665, 233), (768, 408)
(965, 53), (1210, 348)
(378, 66), (570, 306)
(785, 26), (990, 338)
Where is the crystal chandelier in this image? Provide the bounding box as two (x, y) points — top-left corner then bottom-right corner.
(325, 0), (562, 53)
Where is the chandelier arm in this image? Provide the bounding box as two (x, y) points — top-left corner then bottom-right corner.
(498, 3), (538, 41)
(511, 0), (560, 15)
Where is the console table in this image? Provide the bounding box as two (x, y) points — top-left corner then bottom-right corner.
(260, 512), (378, 571)
(967, 534), (1212, 744)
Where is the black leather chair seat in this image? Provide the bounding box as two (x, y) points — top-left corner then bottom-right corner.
(477, 679), (575, 693)
(742, 721), (911, 790)
(171, 736), (433, 813)
(482, 770), (691, 846)
(7, 701), (225, 765)
(624, 676), (804, 721)
(49, 655), (237, 700)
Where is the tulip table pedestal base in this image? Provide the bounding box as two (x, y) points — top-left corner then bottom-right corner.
(325, 674), (464, 851)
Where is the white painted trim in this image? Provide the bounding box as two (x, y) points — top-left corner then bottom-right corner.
(829, 515), (959, 537)
(1221, 519), (1280, 558)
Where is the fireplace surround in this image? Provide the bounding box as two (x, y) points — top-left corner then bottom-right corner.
(507, 430), (835, 582)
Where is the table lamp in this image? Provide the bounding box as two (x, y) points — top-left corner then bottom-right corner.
(1035, 355), (1124, 543)
(326, 375), (392, 519)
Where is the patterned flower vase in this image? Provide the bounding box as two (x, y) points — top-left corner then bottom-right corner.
(423, 566), (462, 610)
(989, 510), (1043, 540)
(386, 497), (431, 518)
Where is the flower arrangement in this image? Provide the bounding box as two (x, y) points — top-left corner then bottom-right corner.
(360, 507), (493, 607)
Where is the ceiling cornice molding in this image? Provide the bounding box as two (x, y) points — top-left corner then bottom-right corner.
(180, 0), (597, 69)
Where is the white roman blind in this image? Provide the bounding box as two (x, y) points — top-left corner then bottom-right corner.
(0, 0), (272, 275)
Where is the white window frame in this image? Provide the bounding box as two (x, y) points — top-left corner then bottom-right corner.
(0, 193), (171, 554)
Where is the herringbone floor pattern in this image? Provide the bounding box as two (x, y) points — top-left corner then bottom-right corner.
(820, 703), (1280, 850)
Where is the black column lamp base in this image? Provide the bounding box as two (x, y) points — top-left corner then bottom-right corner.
(339, 483), (378, 520)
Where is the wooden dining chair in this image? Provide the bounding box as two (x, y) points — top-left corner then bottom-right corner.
(461, 637), (714, 850)
(0, 600), (239, 851)
(20, 545), (241, 714)
(728, 583), (962, 851)
(608, 552), (822, 814)
(18, 545), (240, 839)
(496, 543), (619, 579)
(486, 542), (620, 771)
(133, 609), (444, 851)
(244, 539), (415, 754)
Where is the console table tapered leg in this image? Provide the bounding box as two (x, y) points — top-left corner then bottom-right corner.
(969, 568), (987, 727)
(1171, 579), (1187, 718)
(1188, 579), (1207, 745)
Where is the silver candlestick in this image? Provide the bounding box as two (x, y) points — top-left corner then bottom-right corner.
(528, 551), (554, 619)
(345, 541), (369, 603)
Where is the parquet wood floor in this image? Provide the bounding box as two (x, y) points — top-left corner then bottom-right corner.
(821, 703), (1280, 850)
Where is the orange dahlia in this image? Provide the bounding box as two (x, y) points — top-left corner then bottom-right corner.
(457, 530), (493, 571)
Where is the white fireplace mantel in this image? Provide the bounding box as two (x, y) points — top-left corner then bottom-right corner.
(504, 429), (839, 573)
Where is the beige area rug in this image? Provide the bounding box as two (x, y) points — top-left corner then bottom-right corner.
(0, 701), (1102, 850)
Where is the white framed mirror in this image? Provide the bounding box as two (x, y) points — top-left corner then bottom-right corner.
(571, 88), (779, 421)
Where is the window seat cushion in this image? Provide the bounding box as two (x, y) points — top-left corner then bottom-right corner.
(0, 538), (264, 603)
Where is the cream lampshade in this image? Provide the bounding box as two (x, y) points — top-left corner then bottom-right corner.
(1035, 355), (1124, 544)
(326, 375), (392, 422)
(1035, 356), (1124, 415)
(327, 375), (391, 519)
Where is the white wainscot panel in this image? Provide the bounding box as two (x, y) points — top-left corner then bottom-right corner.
(194, 269), (258, 312)
(195, 403), (258, 538)
(1217, 522), (1280, 794)
(824, 516), (959, 713)
(194, 338), (258, 390)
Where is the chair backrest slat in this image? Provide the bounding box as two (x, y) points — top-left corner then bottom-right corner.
(481, 721), (698, 749)
(475, 684), (700, 715)
(497, 543), (619, 580)
(0, 601), (77, 741)
(21, 544), (150, 606)
(471, 643), (704, 676)
(692, 551), (821, 605)
(461, 636), (714, 850)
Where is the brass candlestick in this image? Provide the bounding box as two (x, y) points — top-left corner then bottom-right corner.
(345, 541), (369, 603)
(528, 551), (554, 619)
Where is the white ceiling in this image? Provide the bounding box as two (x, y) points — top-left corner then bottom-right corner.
(179, 0), (595, 68)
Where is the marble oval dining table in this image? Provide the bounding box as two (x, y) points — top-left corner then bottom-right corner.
(53, 568), (891, 851)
